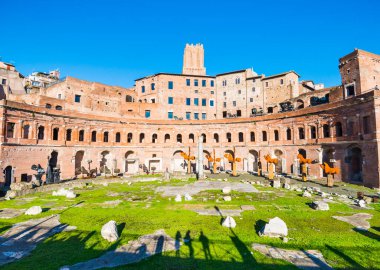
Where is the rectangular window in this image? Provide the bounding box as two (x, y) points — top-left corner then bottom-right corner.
(223, 102), (227, 108)
(202, 113), (206, 120)
(74, 94), (81, 103)
(346, 84), (355, 97)
(237, 110), (241, 117)
(186, 79), (190, 86)
(210, 100), (214, 107)
(233, 101), (236, 107)
(151, 98), (156, 103)
(168, 97), (173, 104)
(195, 90), (198, 93)
(142, 85), (145, 93)
(194, 79), (198, 86)
(250, 98), (253, 102)
(168, 81), (173, 89)
(151, 83), (155, 90)
(223, 92), (226, 96)
(223, 111), (227, 118)
(265, 82), (269, 87)
(202, 98), (206, 106)
(186, 98), (191, 106)
(211, 80), (214, 87)
(202, 80), (206, 87)
(168, 111), (173, 119)
(186, 112), (191, 120)
(211, 91), (214, 94)
(194, 98), (199, 106)
(238, 90), (241, 94)
(1, 79), (6, 85)
(6, 122), (15, 138)
(363, 116), (371, 134)
(145, 110), (151, 118)
(194, 113), (199, 120)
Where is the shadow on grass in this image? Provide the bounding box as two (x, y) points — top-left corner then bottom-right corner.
(254, 220), (266, 236)
(353, 228), (380, 242)
(325, 244), (364, 269)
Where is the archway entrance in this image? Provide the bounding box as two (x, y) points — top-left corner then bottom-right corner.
(274, 149), (283, 174)
(224, 150), (235, 171)
(248, 150), (259, 172)
(322, 148), (334, 177)
(172, 150), (187, 173)
(298, 149), (307, 175)
(4, 166), (13, 187)
(75, 151), (84, 175)
(125, 151), (138, 174)
(100, 151), (112, 174)
(347, 147), (363, 182)
(203, 150), (211, 170)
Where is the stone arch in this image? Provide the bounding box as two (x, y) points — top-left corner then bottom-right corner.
(103, 131), (109, 142)
(201, 133), (206, 143)
(4, 165), (13, 187)
(322, 147), (335, 177)
(125, 151), (138, 174)
(172, 150), (186, 172)
(75, 150), (84, 175)
(203, 150), (211, 170)
(165, 134), (170, 143)
(177, 134), (182, 143)
(152, 133), (158, 143)
(238, 132), (244, 142)
(126, 95), (134, 102)
(99, 150), (112, 174)
(274, 149), (284, 174)
(248, 150), (259, 172)
(224, 149), (235, 171)
(189, 133), (194, 143)
(214, 133), (219, 143)
(296, 99), (304, 109)
(91, 130), (97, 142)
(346, 145), (363, 182)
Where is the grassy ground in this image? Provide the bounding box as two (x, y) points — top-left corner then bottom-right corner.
(0, 176), (379, 270)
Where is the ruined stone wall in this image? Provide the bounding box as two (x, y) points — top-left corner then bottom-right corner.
(1, 91), (379, 188)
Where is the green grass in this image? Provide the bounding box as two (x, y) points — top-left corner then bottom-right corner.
(0, 177), (379, 269)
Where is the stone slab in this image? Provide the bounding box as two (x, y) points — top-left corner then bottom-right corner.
(252, 243), (333, 270)
(332, 213), (372, 230)
(0, 209), (25, 219)
(61, 229), (176, 270)
(0, 215), (67, 266)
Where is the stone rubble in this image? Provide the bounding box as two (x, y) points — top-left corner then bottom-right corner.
(311, 201), (329, 211)
(24, 206), (42, 215)
(222, 216), (236, 228)
(101, 221), (119, 242)
(260, 217), (288, 238)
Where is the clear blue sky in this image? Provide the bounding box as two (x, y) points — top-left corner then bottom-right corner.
(2, 0), (379, 88)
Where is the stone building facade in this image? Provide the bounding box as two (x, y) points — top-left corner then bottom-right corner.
(1, 45), (380, 188)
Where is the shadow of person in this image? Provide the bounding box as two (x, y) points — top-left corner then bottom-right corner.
(155, 235), (165, 256)
(175, 231), (182, 257)
(229, 228), (256, 264)
(254, 219), (266, 236)
(184, 230), (194, 258)
(199, 230), (212, 260)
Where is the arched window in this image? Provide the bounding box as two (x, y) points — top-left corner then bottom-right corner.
(262, 131), (267, 141)
(23, 124), (30, 139)
(177, 134), (182, 143)
(267, 107), (273, 113)
(139, 133), (145, 143)
(53, 128), (59, 140)
(66, 129), (72, 141)
(45, 103), (52, 109)
(335, 122), (343, 137)
(214, 133), (219, 143)
(103, 131), (109, 142)
(6, 122), (15, 138)
(91, 131), (97, 142)
(299, 127), (305, 139)
(238, 132), (244, 142)
(323, 124), (330, 138)
(286, 128), (291, 140)
(201, 133), (206, 143)
(55, 105), (62, 110)
(152, 133), (158, 143)
(250, 132), (255, 142)
(115, 132), (121, 143)
(189, 133), (194, 143)
(126, 95), (134, 102)
(38, 126), (45, 140)
(226, 132), (232, 143)
(310, 126), (317, 139)
(127, 133), (133, 143)
(274, 130), (279, 141)
(165, 134), (170, 143)
(79, 130), (84, 141)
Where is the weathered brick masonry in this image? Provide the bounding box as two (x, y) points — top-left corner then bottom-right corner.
(0, 46), (379, 188)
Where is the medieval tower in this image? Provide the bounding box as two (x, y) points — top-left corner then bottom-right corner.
(182, 43), (206, 75)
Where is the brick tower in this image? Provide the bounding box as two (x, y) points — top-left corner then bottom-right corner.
(182, 43), (206, 75)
